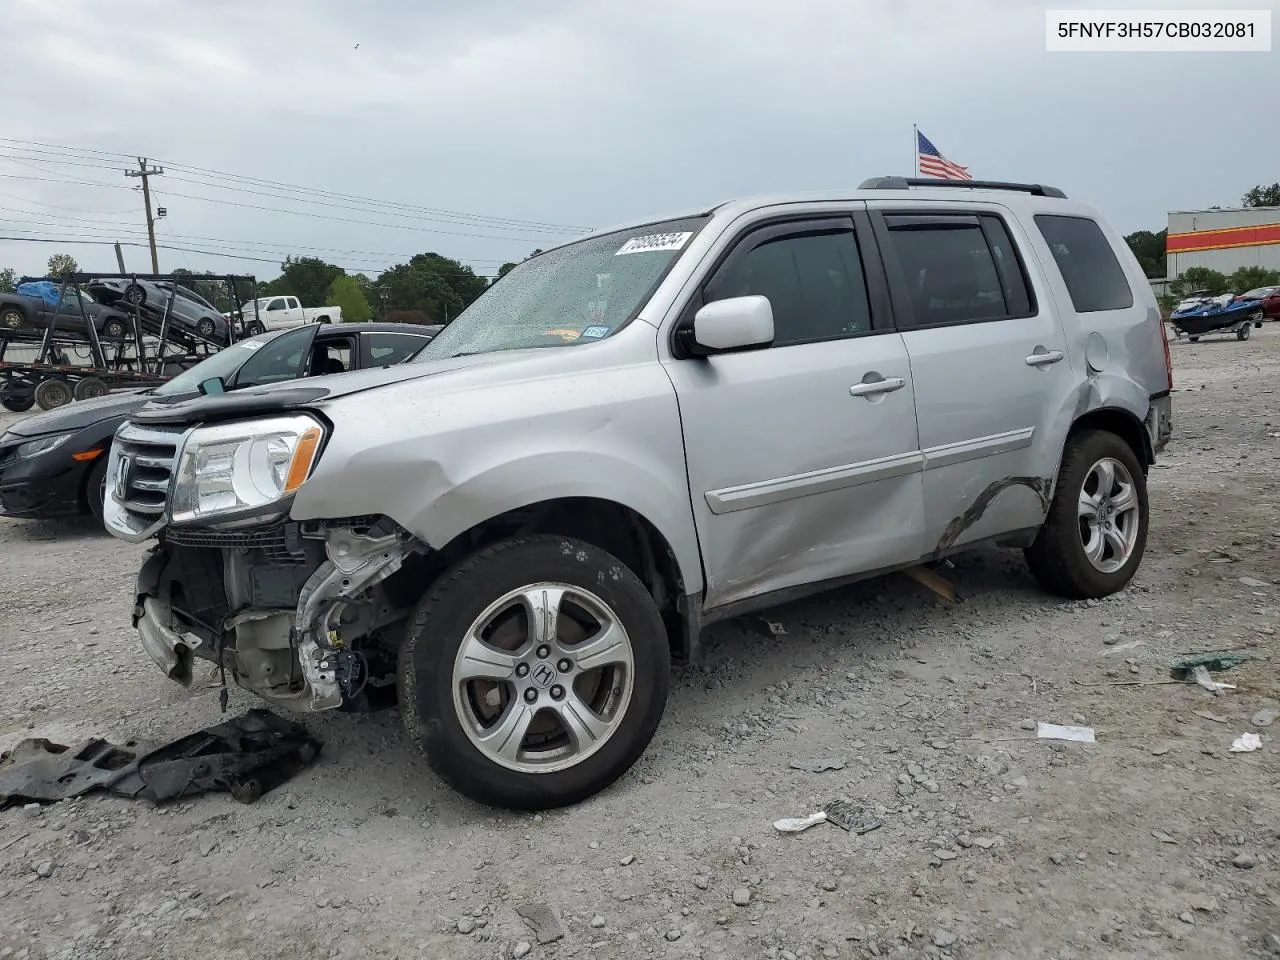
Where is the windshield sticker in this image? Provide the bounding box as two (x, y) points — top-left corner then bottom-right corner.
(580, 325), (610, 339)
(615, 231), (693, 256)
(240, 340), (264, 350)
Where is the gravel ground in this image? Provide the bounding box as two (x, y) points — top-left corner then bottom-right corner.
(2, 327), (1278, 960)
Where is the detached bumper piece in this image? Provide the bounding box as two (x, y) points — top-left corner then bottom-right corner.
(0, 709), (321, 808)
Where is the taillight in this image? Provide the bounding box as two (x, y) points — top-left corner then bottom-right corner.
(1160, 320), (1173, 388)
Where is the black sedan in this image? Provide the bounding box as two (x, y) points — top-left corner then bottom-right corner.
(0, 286), (133, 341)
(0, 322), (440, 524)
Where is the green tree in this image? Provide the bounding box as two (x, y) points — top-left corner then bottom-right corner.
(1171, 267), (1230, 297)
(47, 253), (79, 277)
(497, 261), (518, 278)
(1123, 229), (1168, 279)
(1228, 265), (1280, 293)
(263, 256), (345, 307)
(326, 274), (372, 322)
(0, 266), (15, 293)
(374, 252), (489, 322)
(1242, 183), (1280, 207)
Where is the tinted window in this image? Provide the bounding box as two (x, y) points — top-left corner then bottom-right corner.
(707, 228), (872, 346)
(883, 215), (1032, 326)
(1035, 214), (1134, 312)
(266, 298), (286, 312)
(309, 338), (353, 375)
(231, 329), (313, 387)
(366, 333), (427, 365)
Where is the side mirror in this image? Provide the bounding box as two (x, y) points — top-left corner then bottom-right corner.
(198, 377), (226, 396)
(691, 295), (774, 353)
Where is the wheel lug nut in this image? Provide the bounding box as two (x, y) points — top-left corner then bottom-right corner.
(524, 688), (538, 703)
(550, 685), (565, 701)
(515, 664), (530, 678)
(536, 645), (551, 659)
(557, 659), (572, 673)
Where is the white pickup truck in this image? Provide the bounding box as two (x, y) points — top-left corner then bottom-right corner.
(235, 295), (342, 334)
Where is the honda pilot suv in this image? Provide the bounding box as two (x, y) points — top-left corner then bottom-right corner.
(103, 178), (1174, 810)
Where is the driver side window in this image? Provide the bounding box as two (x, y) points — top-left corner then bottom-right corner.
(704, 222), (874, 347)
(230, 332), (310, 388)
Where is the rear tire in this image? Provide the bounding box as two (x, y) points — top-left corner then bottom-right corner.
(398, 535), (670, 810)
(1, 307), (23, 330)
(102, 317), (128, 339)
(196, 318), (217, 338)
(34, 378), (73, 411)
(245, 321), (264, 336)
(123, 284), (146, 306)
(1024, 429), (1148, 600)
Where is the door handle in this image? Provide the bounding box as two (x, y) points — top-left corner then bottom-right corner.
(1025, 349), (1064, 367)
(849, 376), (906, 397)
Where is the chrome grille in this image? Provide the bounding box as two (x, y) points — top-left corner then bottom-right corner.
(112, 422), (185, 522)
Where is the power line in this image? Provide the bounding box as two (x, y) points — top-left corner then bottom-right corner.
(0, 137), (591, 233)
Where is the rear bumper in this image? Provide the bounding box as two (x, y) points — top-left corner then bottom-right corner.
(1147, 393), (1173, 457)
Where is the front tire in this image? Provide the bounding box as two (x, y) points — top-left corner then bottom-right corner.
(2, 394), (34, 412)
(86, 455), (108, 525)
(1024, 429), (1148, 600)
(398, 535), (670, 810)
(1237, 321), (1252, 341)
(102, 317), (128, 339)
(196, 318), (217, 338)
(245, 321), (264, 336)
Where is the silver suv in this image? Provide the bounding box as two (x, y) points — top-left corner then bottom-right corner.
(103, 178), (1174, 809)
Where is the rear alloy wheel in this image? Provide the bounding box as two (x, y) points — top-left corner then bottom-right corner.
(399, 535), (670, 810)
(34, 378), (73, 411)
(1, 307), (23, 330)
(102, 317), (128, 339)
(196, 318), (217, 338)
(123, 284), (146, 306)
(74, 377), (109, 401)
(1025, 429), (1148, 599)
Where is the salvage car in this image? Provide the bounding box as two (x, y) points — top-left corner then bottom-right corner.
(0, 282), (132, 341)
(102, 178), (1174, 810)
(0, 323), (439, 523)
(86, 278), (229, 344)
(1235, 285), (1280, 320)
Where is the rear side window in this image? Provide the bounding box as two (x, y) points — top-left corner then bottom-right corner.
(880, 213), (1034, 327)
(1034, 214), (1134, 312)
(366, 332), (427, 365)
(706, 227), (873, 346)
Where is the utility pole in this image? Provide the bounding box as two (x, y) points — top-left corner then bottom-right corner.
(125, 157), (164, 273)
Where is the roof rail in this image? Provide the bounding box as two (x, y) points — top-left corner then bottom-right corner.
(859, 176), (1067, 199)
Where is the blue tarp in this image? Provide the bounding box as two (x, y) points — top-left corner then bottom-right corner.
(14, 280), (62, 308)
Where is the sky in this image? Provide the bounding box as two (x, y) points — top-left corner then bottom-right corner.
(0, 0), (1276, 285)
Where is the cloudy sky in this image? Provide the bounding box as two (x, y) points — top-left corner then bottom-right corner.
(0, 0), (1275, 284)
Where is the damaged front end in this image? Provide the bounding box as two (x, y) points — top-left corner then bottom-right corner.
(102, 411), (431, 713)
(134, 515), (424, 711)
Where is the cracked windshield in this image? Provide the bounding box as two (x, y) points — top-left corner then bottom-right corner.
(418, 216), (709, 359)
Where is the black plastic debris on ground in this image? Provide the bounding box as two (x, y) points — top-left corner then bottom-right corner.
(0, 709), (321, 809)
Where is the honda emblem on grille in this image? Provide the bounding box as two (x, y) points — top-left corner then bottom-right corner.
(113, 454), (132, 502)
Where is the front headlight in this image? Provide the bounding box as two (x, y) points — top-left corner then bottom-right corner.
(15, 433), (71, 459)
(170, 414), (324, 524)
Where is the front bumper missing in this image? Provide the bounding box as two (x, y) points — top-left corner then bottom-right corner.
(132, 521), (419, 712)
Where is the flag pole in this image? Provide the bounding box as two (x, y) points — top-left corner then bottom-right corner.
(912, 124), (918, 176)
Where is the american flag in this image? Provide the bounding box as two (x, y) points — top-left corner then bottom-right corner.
(916, 130), (972, 181)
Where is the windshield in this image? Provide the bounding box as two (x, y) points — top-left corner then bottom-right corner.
(153, 332), (282, 395)
(1241, 287), (1274, 299)
(415, 215), (710, 360)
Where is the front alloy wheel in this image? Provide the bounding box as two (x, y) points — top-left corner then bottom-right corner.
(400, 535), (670, 809)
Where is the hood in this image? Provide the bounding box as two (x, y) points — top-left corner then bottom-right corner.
(7, 390), (152, 437)
(130, 349), (553, 426)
